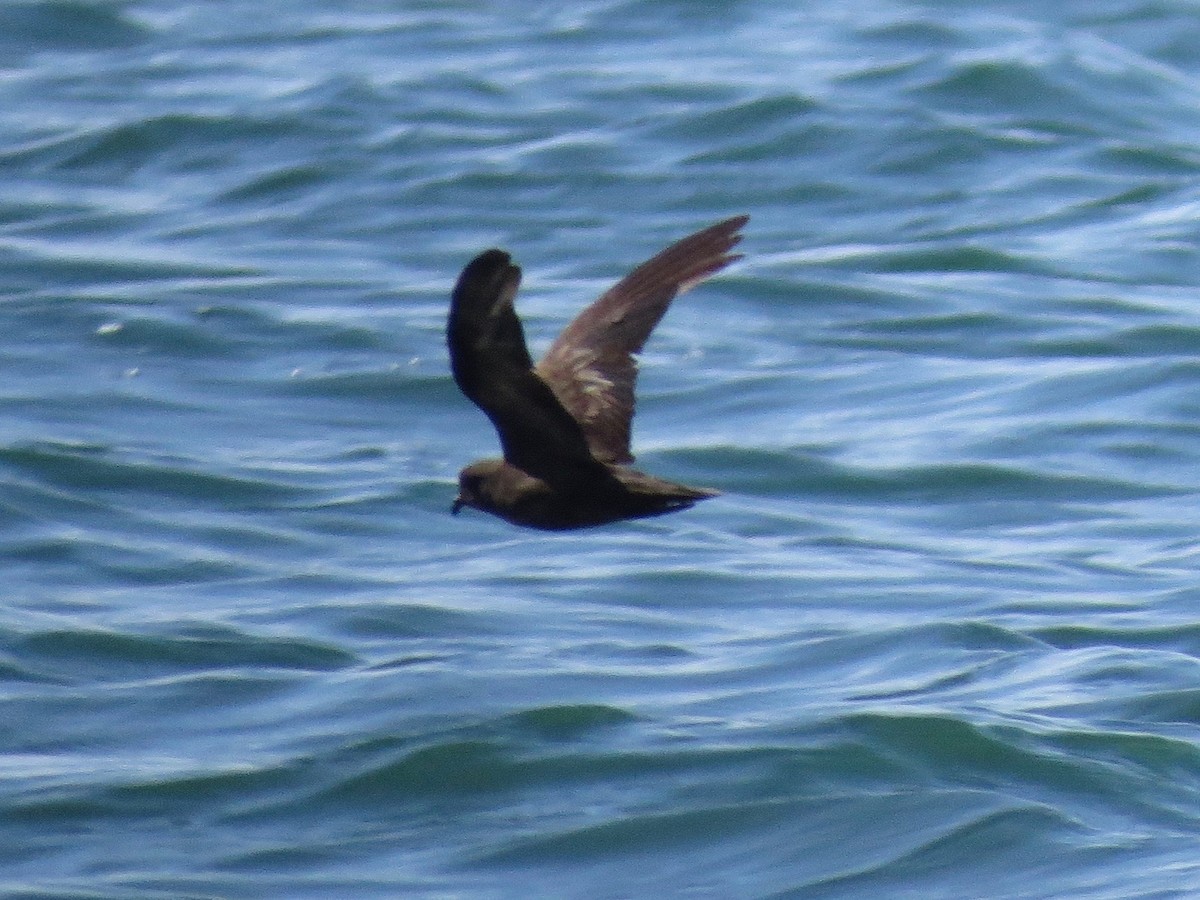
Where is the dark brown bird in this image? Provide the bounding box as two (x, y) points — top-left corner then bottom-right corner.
(448, 215), (748, 530)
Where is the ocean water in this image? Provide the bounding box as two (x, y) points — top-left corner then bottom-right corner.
(2, 1), (1199, 897)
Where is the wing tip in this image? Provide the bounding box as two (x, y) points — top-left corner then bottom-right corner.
(714, 214), (751, 241)
(459, 248), (513, 280)
(451, 249), (521, 307)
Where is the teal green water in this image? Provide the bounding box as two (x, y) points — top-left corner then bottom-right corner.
(2, 2), (1199, 898)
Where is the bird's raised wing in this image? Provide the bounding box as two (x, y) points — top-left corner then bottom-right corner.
(448, 249), (608, 487)
(536, 215), (748, 465)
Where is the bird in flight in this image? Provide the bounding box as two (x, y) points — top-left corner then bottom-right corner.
(447, 215), (748, 530)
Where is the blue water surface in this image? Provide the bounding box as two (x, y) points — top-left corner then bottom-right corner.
(2, 1), (1199, 897)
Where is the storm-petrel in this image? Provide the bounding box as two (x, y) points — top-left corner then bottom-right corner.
(448, 215), (748, 530)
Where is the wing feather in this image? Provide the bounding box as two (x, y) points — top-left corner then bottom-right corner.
(536, 215), (748, 464)
(448, 249), (607, 486)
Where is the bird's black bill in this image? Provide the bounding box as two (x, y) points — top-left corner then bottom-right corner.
(451, 496), (465, 515)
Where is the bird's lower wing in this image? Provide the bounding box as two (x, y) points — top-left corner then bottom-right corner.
(448, 249), (608, 486)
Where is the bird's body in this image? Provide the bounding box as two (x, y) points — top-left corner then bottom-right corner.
(447, 215), (747, 530)
(454, 457), (718, 531)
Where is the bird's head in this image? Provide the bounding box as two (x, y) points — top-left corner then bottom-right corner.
(452, 459), (507, 515)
